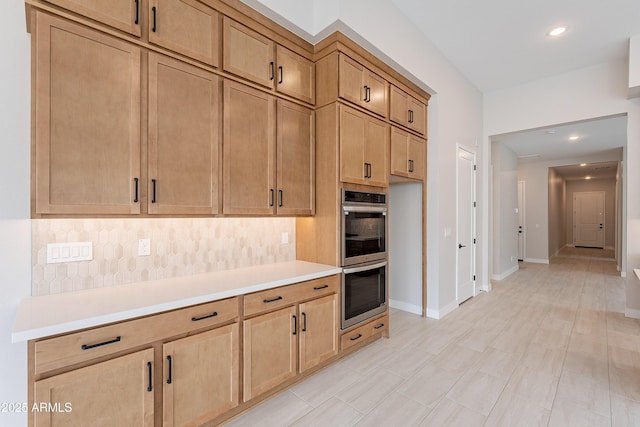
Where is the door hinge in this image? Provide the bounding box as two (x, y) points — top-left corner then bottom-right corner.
(473, 238), (476, 244)
(473, 165), (477, 171)
(473, 201), (477, 207)
(473, 275), (476, 281)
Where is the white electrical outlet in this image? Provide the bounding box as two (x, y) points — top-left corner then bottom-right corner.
(138, 239), (151, 256)
(47, 242), (92, 264)
(281, 232), (289, 244)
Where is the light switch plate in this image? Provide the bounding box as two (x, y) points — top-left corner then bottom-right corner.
(138, 239), (151, 256)
(47, 242), (92, 264)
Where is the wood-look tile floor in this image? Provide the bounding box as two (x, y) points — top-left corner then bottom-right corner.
(224, 251), (640, 426)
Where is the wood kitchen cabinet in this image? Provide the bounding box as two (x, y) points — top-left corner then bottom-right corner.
(299, 293), (339, 372)
(34, 348), (155, 426)
(148, 53), (220, 215)
(390, 126), (426, 180)
(223, 80), (314, 215)
(163, 324), (239, 426)
(340, 105), (389, 187)
(33, 12), (141, 215)
(390, 85), (427, 136)
(41, 0), (142, 36)
(339, 53), (388, 117)
(148, 0), (219, 67)
(223, 17), (275, 88)
(275, 45), (315, 104)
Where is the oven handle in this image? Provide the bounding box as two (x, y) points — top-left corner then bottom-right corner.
(343, 260), (387, 275)
(343, 205), (387, 213)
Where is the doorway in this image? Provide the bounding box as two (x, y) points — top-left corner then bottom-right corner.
(517, 180), (525, 261)
(456, 146), (476, 303)
(573, 191), (605, 248)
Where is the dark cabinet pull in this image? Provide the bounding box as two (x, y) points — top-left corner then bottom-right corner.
(350, 333), (363, 341)
(133, 178), (139, 203)
(151, 179), (157, 203)
(269, 62), (275, 81)
(363, 85), (369, 102)
(364, 162), (371, 179)
(302, 312), (307, 332)
(278, 66), (283, 84)
(366, 86), (371, 102)
(147, 361), (153, 392)
(313, 284), (329, 291)
(151, 6), (157, 32)
(191, 311), (218, 322)
(408, 109), (414, 123)
(269, 189), (275, 207)
(263, 296), (283, 303)
(374, 323), (385, 330)
(81, 336), (121, 350)
(134, 0), (139, 24)
(278, 190), (283, 207)
(166, 355), (172, 384)
(408, 159), (414, 173)
(292, 315), (297, 335)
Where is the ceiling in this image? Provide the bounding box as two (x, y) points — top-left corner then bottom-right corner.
(553, 161), (619, 181)
(390, 0), (640, 92)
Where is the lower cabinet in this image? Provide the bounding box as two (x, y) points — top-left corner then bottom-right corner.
(299, 294), (339, 372)
(163, 324), (239, 426)
(34, 348), (155, 427)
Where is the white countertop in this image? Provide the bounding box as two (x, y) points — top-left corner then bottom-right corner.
(12, 261), (342, 343)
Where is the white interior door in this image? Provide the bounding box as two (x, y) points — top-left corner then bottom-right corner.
(573, 191), (605, 248)
(456, 147), (475, 304)
(517, 181), (525, 261)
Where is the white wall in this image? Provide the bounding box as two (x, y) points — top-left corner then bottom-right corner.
(630, 34), (640, 97)
(491, 142), (518, 278)
(565, 179), (617, 248)
(548, 168), (566, 257)
(389, 183), (423, 314)
(485, 60), (640, 317)
(0, 1), (31, 425)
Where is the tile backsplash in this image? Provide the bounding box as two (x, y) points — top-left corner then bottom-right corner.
(32, 218), (296, 296)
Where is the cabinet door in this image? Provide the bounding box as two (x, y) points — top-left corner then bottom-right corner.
(408, 97), (427, 135)
(34, 13), (141, 215)
(223, 81), (275, 215)
(163, 324), (239, 427)
(390, 126), (409, 177)
(299, 294), (338, 372)
(277, 100), (314, 216)
(365, 117), (389, 187)
(148, 0), (219, 67)
(148, 53), (220, 215)
(223, 18), (275, 88)
(339, 106), (367, 185)
(338, 54), (366, 107)
(365, 70), (388, 117)
(276, 45), (315, 104)
(408, 134), (426, 180)
(389, 85), (410, 128)
(44, 0), (141, 36)
(34, 348), (154, 427)
(243, 306), (297, 401)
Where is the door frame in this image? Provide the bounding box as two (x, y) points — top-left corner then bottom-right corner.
(573, 190), (605, 248)
(517, 180), (526, 261)
(456, 145), (477, 303)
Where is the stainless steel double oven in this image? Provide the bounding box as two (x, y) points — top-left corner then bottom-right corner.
(341, 190), (387, 329)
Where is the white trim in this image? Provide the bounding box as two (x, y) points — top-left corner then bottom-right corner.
(455, 145), (477, 303)
(479, 282), (492, 292)
(524, 257), (550, 264)
(625, 307), (640, 319)
(426, 300), (459, 319)
(621, 271), (626, 278)
(389, 299), (422, 315)
(491, 264), (519, 281)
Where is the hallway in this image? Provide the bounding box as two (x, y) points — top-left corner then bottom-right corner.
(225, 255), (640, 426)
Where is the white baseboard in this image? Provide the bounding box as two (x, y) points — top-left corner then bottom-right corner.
(491, 264), (519, 281)
(389, 299), (422, 315)
(524, 258), (550, 264)
(426, 300), (458, 320)
(621, 271), (627, 278)
(479, 282), (491, 292)
(625, 307), (640, 319)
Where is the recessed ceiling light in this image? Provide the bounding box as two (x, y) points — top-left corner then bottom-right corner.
(548, 27), (567, 37)
(545, 129), (556, 134)
(585, 176), (592, 180)
(580, 163), (587, 167)
(569, 135), (580, 141)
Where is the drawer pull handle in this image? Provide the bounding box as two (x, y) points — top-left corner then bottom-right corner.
(292, 314), (297, 335)
(81, 336), (121, 350)
(313, 284), (329, 291)
(350, 333), (363, 341)
(166, 355), (172, 384)
(147, 361), (153, 392)
(263, 296), (283, 303)
(302, 312), (307, 332)
(374, 323), (385, 330)
(191, 311), (218, 322)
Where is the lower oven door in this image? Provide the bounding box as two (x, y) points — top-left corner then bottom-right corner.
(342, 260), (387, 330)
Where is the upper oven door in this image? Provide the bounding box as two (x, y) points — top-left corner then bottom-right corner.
(342, 205), (387, 266)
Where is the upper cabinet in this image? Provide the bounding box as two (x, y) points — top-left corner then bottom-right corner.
(390, 85), (427, 136)
(390, 127), (425, 181)
(34, 12), (141, 215)
(42, 0), (142, 36)
(223, 18), (315, 104)
(148, 0), (219, 67)
(148, 53), (220, 215)
(316, 52), (388, 118)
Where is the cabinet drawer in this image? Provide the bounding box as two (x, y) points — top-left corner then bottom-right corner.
(34, 297), (239, 375)
(244, 275), (339, 318)
(340, 314), (388, 351)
